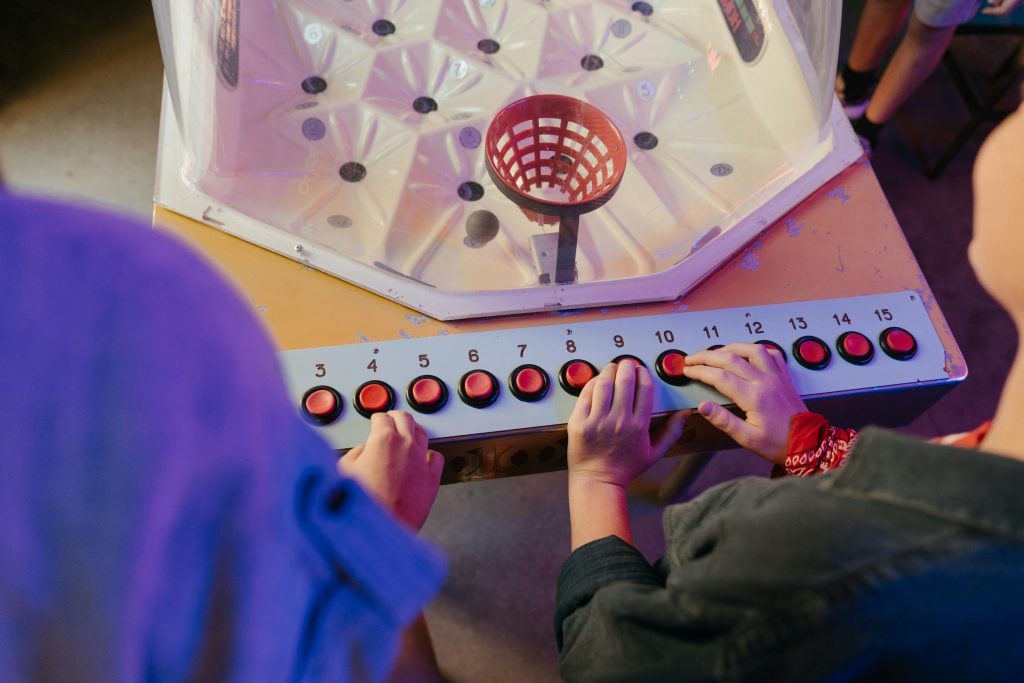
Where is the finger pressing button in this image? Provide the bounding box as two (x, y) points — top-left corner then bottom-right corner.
(756, 340), (788, 364)
(655, 350), (689, 386)
(354, 380), (396, 418)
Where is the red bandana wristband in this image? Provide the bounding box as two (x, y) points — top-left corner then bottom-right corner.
(781, 412), (858, 477)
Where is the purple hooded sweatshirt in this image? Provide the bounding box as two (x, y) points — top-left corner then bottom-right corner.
(0, 193), (446, 682)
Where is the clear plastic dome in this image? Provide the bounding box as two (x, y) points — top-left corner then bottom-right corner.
(154, 0), (860, 320)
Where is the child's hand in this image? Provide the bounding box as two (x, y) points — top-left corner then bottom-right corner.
(983, 0), (1023, 16)
(567, 361), (686, 489)
(338, 411), (444, 531)
(681, 343), (807, 464)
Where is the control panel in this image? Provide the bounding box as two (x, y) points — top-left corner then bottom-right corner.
(280, 291), (953, 458)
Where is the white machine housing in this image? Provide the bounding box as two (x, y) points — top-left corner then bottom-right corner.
(153, 0), (862, 320)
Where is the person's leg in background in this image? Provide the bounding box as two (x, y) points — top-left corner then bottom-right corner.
(843, 0), (983, 150)
(838, 0), (914, 116)
(854, 12), (962, 147)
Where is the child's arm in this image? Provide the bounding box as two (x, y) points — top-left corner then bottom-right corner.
(339, 411), (445, 682)
(680, 343), (858, 475)
(982, 0), (1024, 16)
(338, 410), (444, 531)
(567, 361), (685, 550)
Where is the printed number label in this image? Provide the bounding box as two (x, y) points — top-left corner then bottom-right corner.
(874, 308), (894, 322)
(418, 354), (430, 368)
(613, 335), (625, 348)
(832, 313), (852, 326)
(655, 330), (675, 344)
(468, 349), (480, 363)
(566, 339), (577, 353)
(702, 325), (720, 339)
(517, 344), (527, 358)
(315, 363), (326, 378)
(789, 317), (808, 330)
(367, 359), (378, 373)
(744, 322), (764, 335)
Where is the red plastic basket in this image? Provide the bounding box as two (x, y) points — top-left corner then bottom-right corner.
(485, 95), (627, 226)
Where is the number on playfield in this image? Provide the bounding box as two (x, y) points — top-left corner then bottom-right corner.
(789, 317), (808, 330)
(468, 349), (480, 363)
(517, 344), (527, 358)
(418, 354), (430, 368)
(367, 359), (378, 373)
(613, 335), (625, 348)
(702, 325), (720, 339)
(315, 363), (326, 378)
(832, 313), (852, 326)
(744, 322), (764, 335)
(566, 339), (577, 353)
(655, 330), (675, 344)
(874, 308), (893, 322)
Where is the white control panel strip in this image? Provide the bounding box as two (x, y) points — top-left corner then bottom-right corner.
(279, 291), (951, 450)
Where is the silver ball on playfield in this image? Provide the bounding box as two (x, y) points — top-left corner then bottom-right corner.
(465, 209), (500, 245)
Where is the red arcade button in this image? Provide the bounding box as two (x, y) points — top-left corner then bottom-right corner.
(407, 375), (448, 414)
(655, 350), (689, 386)
(837, 331), (874, 365)
(412, 377), (443, 405)
(793, 336), (831, 370)
(514, 367), (544, 394)
(358, 383), (391, 411)
(354, 381), (395, 418)
(510, 365), (550, 402)
(565, 361), (595, 388)
(301, 385), (343, 424)
(559, 360), (598, 396)
(880, 327), (918, 360)
(464, 371), (495, 400)
(305, 389), (337, 417)
(459, 370), (499, 408)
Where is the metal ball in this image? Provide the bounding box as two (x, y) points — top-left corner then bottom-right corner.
(465, 210), (499, 244)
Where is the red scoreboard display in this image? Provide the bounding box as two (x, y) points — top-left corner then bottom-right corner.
(718, 0), (766, 63)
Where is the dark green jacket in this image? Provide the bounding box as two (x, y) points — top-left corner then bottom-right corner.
(556, 428), (1024, 682)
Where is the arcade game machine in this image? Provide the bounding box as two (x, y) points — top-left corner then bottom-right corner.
(151, 0), (965, 483)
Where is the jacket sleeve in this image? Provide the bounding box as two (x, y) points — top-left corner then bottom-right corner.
(555, 481), (770, 683)
(555, 536), (661, 650)
(556, 538), (741, 683)
(556, 568), (740, 681)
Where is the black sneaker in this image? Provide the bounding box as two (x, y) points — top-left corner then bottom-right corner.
(835, 72), (874, 119)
